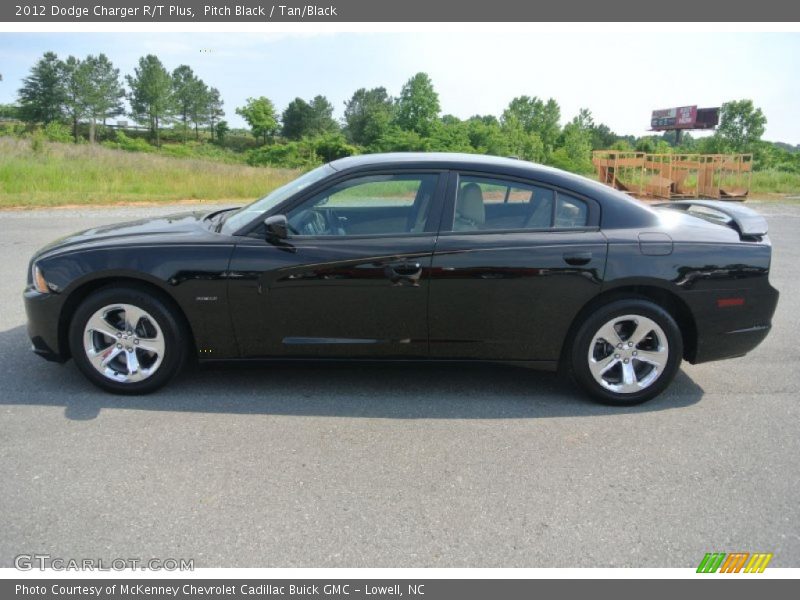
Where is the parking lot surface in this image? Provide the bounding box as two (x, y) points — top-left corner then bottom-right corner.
(1, 201), (798, 567)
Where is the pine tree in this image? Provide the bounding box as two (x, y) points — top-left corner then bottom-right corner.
(83, 54), (124, 143)
(18, 52), (66, 125)
(127, 55), (173, 146)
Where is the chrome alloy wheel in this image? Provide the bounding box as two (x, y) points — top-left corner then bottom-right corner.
(587, 314), (669, 394)
(82, 303), (165, 383)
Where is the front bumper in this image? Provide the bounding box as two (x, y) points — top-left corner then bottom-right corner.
(24, 287), (68, 363)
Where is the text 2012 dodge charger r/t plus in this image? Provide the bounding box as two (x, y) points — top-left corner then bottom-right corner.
(24, 153), (779, 405)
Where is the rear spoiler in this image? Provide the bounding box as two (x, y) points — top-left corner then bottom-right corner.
(653, 200), (768, 238)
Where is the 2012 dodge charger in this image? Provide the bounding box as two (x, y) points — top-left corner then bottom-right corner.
(24, 153), (779, 404)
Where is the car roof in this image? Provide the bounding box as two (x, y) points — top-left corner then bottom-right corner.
(329, 152), (659, 229)
(331, 152), (533, 171)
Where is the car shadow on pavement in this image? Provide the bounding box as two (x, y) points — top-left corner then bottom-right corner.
(0, 325), (704, 420)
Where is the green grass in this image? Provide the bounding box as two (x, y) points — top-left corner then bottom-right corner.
(0, 137), (300, 208)
(2, 135), (798, 209)
(750, 170), (800, 195)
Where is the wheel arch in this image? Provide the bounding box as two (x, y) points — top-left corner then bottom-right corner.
(57, 275), (196, 361)
(560, 283), (698, 368)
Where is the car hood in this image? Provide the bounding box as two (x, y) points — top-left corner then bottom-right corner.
(33, 211), (216, 260)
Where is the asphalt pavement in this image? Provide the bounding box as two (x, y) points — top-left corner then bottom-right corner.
(0, 201), (798, 568)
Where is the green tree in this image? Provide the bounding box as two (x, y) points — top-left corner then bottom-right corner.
(18, 51), (66, 125)
(281, 97), (313, 140)
(715, 99), (767, 153)
(636, 135), (672, 154)
(502, 114), (545, 162)
(550, 109), (594, 173)
(188, 81), (211, 141)
(282, 95), (338, 140)
(62, 54), (124, 143)
(369, 126), (430, 153)
(610, 139), (634, 151)
(0, 104), (21, 120)
(394, 72), (440, 135)
(126, 54), (174, 146)
(572, 107), (594, 130)
(310, 132), (358, 162)
(172, 65), (202, 142)
(343, 87), (393, 146)
(246, 140), (319, 168)
(590, 122), (618, 150)
(501, 96), (561, 156)
(465, 115), (510, 156)
(308, 95), (338, 135)
(236, 96), (279, 144)
(83, 53), (125, 143)
(427, 116), (474, 153)
(214, 119), (230, 143)
(696, 135), (723, 155)
(206, 87), (225, 141)
(61, 56), (92, 142)
(561, 126), (592, 172)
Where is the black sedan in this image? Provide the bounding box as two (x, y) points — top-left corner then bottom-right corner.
(24, 153), (779, 405)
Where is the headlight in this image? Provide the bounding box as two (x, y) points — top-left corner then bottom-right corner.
(32, 264), (50, 294)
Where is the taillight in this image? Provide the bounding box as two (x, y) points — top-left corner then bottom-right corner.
(717, 297), (745, 308)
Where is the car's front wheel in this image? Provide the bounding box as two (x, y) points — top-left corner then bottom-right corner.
(68, 285), (187, 394)
(570, 299), (683, 405)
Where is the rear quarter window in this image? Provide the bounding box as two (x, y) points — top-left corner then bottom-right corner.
(556, 193), (589, 228)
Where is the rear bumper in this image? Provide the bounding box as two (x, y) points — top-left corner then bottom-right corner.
(692, 323), (772, 364)
(686, 284), (779, 364)
(24, 288), (68, 363)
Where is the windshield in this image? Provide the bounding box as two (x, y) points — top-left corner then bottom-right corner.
(221, 164), (336, 234)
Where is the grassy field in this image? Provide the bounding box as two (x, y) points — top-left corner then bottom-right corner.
(749, 170), (800, 195)
(1, 136), (798, 209)
(0, 137), (300, 208)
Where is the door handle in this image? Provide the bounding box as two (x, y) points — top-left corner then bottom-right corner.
(563, 251), (592, 266)
(385, 262), (423, 283)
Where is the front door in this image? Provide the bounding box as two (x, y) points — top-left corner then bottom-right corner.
(228, 171), (445, 358)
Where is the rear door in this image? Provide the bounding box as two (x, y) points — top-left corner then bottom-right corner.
(429, 171), (608, 362)
(228, 170), (446, 358)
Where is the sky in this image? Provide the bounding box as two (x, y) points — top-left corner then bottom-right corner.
(1, 31), (799, 144)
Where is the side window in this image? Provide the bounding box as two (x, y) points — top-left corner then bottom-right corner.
(556, 193), (589, 228)
(454, 176), (554, 232)
(286, 173), (438, 237)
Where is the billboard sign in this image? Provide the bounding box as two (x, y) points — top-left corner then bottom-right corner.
(651, 105), (699, 130)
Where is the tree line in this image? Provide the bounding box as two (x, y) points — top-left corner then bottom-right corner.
(231, 73), (610, 172)
(3, 52), (798, 175)
(11, 52), (224, 146)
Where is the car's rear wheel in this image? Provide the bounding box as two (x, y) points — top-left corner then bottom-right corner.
(570, 299), (683, 405)
(68, 285), (187, 394)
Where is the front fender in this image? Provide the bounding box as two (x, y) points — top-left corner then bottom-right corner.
(35, 244), (239, 360)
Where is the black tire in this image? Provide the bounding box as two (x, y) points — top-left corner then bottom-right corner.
(569, 298), (683, 406)
(68, 284), (188, 394)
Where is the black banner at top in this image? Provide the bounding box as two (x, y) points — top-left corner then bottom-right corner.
(2, 0), (800, 22)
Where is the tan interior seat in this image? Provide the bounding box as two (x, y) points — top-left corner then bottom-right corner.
(526, 190), (554, 229)
(454, 183), (485, 231)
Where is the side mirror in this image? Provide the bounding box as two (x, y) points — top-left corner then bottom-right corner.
(264, 214), (289, 240)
